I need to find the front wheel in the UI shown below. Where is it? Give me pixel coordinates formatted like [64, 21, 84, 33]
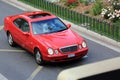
[35, 49, 44, 65]
[7, 33, 16, 47]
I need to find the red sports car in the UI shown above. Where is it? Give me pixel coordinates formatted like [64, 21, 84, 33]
[4, 11, 88, 65]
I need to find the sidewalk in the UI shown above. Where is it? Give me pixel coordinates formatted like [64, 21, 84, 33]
[3, 0, 120, 52]
[57, 57, 120, 80]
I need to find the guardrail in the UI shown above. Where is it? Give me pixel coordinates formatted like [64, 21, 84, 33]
[19, 0, 120, 42]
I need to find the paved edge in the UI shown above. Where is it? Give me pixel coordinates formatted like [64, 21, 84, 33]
[3, 0, 120, 53]
[0, 73, 8, 80]
[57, 57, 120, 80]
[2, 0, 39, 11]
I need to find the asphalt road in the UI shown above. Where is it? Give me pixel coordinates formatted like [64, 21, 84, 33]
[0, 0, 120, 80]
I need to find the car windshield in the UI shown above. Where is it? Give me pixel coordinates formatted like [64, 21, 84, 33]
[32, 18, 67, 34]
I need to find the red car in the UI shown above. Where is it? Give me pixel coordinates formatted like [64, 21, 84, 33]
[4, 11, 88, 65]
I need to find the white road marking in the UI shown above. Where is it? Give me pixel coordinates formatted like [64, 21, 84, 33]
[0, 26, 3, 30]
[0, 73, 8, 80]
[0, 49, 26, 53]
[27, 66, 43, 80]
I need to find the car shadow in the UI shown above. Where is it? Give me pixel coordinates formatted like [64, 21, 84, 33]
[42, 57, 88, 69]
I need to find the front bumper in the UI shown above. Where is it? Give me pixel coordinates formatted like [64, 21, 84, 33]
[43, 48, 88, 62]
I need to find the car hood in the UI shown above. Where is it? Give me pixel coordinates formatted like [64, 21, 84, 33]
[34, 29, 83, 48]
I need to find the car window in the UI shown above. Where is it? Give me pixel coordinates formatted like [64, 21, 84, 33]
[13, 18, 22, 28]
[13, 18, 30, 32]
[32, 18, 67, 34]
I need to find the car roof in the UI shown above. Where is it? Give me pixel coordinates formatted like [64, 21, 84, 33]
[12, 11, 57, 22]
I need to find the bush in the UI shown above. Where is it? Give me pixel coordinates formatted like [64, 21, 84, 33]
[84, 0, 89, 6]
[79, 0, 84, 3]
[111, 13, 120, 22]
[65, 0, 79, 8]
[101, 0, 120, 22]
[84, 10, 90, 14]
[92, 0, 102, 15]
[113, 2, 120, 10]
[104, 12, 111, 19]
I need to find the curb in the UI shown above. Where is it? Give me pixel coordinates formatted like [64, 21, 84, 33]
[57, 57, 120, 80]
[2, 0, 39, 11]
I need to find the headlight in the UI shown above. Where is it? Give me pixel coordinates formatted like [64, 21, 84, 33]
[82, 41, 87, 48]
[48, 48, 54, 55]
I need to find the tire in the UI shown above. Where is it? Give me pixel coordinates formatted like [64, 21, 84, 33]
[35, 49, 44, 65]
[7, 33, 16, 47]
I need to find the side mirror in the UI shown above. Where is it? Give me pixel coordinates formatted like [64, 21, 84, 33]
[23, 32, 30, 36]
[66, 24, 71, 28]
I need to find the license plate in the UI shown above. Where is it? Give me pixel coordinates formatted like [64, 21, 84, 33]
[68, 54, 75, 58]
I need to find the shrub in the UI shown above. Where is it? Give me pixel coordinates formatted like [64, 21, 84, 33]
[113, 2, 120, 10]
[79, 0, 84, 3]
[84, 0, 89, 6]
[101, 8, 120, 22]
[101, 0, 120, 22]
[65, 0, 79, 8]
[92, 0, 102, 15]
[84, 10, 90, 14]
[104, 12, 111, 19]
[110, 12, 120, 22]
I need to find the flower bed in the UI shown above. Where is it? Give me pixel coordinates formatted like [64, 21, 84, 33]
[58, 0, 120, 24]
[101, 0, 120, 23]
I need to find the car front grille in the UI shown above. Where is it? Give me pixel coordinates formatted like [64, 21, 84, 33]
[60, 45, 78, 53]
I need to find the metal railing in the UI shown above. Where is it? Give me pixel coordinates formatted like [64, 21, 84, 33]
[19, 0, 120, 42]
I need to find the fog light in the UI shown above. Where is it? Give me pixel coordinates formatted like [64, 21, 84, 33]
[79, 45, 82, 49]
[55, 50, 59, 54]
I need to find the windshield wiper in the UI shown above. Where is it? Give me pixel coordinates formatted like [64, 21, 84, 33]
[57, 28, 67, 32]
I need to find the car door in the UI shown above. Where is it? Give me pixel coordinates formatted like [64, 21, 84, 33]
[13, 18, 30, 48]
[13, 18, 23, 44]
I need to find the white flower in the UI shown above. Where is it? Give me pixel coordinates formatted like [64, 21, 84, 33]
[101, 8, 108, 15]
[113, 2, 116, 5]
[101, 14, 104, 17]
[117, 3, 120, 5]
[112, 15, 115, 18]
[108, 13, 112, 17]
[102, 8, 108, 13]
[109, 16, 113, 19]
[101, 12, 105, 15]
[107, 7, 111, 11]
[113, 12, 117, 15]
[116, 14, 120, 17]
